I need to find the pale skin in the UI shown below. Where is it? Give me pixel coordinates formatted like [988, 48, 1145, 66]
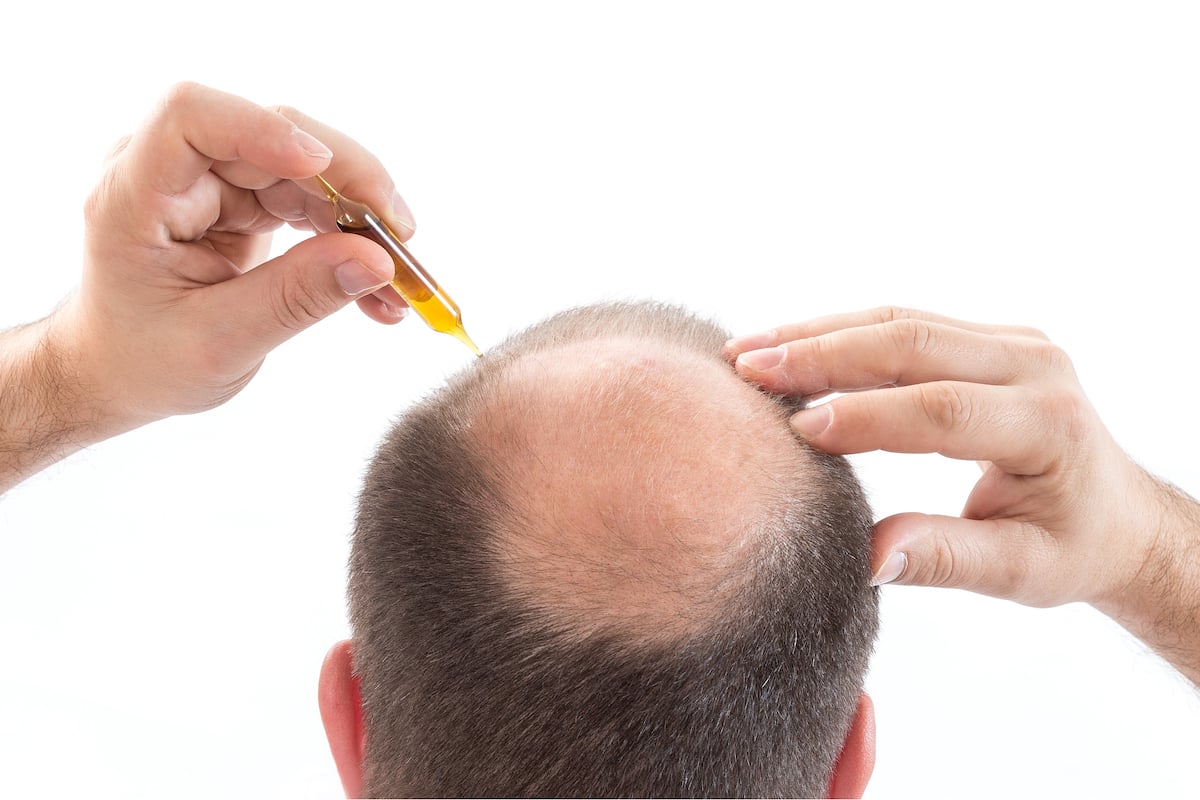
[725, 308, 1200, 686]
[0, 82, 414, 494]
[2, 84, 1196, 797]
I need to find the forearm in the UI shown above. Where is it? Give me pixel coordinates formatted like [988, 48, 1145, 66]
[1095, 473, 1200, 686]
[0, 312, 106, 494]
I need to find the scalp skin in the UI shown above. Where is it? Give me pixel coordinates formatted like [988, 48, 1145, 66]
[470, 335, 821, 638]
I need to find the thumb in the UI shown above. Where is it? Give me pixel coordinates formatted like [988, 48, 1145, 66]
[870, 512, 1051, 604]
[206, 232, 394, 357]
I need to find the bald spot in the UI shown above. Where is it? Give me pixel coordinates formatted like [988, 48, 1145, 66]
[468, 335, 820, 640]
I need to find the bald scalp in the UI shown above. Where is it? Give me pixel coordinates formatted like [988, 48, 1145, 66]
[472, 334, 819, 638]
[349, 301, 879, 798]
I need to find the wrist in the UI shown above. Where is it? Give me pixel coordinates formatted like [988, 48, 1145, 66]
[0, 300, 145, 493]
[0, 312, 89, 491]
[1093, 470, 1200, 682]
[45, 295, 158, 444]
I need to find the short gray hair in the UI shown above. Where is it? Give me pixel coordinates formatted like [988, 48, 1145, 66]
[349, 301, 879, 797]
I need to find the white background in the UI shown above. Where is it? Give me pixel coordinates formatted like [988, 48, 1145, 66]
[1, 2, 1198, 797]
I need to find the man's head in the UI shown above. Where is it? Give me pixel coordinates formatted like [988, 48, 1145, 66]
[320, 301, 879, 797]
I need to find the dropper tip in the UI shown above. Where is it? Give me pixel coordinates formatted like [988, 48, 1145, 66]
[450, 327, 484, 358]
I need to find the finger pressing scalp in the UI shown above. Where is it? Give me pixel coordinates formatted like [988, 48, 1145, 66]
[724, 306, 1054, 368]
[870, 513, 1058, 605]
[722, 328, 780, 359]
[734, 320, 1057, 398]
[788, 381, 1056, 475]
[771, 306, 1051, 343]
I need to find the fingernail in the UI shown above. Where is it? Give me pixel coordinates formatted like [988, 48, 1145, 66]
[790, 404, 831, 439]
[293, 127, 333, 160]
[391, 190, 416, 234]
[335, 260, 388, 296]
[725, 329, 778, 353]
[382, 300, 408, 320]
[871, 552, 907, 586]
[736, 346, 784, 372]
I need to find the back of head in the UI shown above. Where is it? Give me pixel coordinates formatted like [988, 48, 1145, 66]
[350, 301, 879, 797]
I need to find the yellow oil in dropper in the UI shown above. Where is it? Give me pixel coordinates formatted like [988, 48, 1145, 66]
[314, 175, 482, 357]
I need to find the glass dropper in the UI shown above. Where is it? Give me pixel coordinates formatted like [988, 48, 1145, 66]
[314, 175, 482, 357]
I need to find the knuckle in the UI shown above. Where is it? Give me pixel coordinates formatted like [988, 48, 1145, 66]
[916, 382, 974, 433]
[1038, 386, 1093, 443]
[1000, 526, 1043, 603]
[871, 305, 915, 325]
[270, 279, 330, 333]
[145, 83, 207, 138]
[918, 523, 1049, 602]
[191, 340, 239, 384]
[83, 165, 123, 226]
[803, 335, 829, 373]
[923, 530, 960, 588]
[1032, 340, 1076, 377]
[162, 81, 204, 111]
[1014, 325, 1051, 341]
[266, 104, 310, 130]
[888, 318, 935, 359]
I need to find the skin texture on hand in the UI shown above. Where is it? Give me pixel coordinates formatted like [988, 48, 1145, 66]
[0, 83, 415, 494]
[725, 306, 1200, 685]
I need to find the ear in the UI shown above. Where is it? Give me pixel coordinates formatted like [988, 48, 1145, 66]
[318, 640, 366, 799]
[826, 693, 876, 799]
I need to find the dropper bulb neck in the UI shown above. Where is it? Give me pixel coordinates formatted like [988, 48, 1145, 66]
[314, 174, 340, 202]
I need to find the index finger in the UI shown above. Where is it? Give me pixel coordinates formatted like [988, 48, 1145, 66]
[724, 306, 1049, 358]
[121, 82, 333, 202]
[241, 111, 416, 242]
[274, 106, 417, 239]
[732, 318, 1067, 397]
